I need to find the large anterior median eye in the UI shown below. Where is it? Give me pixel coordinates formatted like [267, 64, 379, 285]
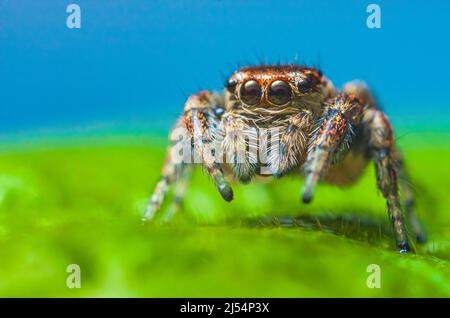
[239, 80, 262, 105]
[268, 80, 292, 105]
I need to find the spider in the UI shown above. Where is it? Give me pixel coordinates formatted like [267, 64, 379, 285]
[143, 64, 426, 253]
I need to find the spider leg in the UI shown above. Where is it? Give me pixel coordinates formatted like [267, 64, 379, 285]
[142, 126, 186, 222]
[185, 91, 233, 201]
[302, 94, 364, 203]
[143, 91, 233, 220]
[190, 107, 233, 201]
[362, 108, 411, 252]
[160, 165, 192, 223]
[396, 152, 427, 243]
[143, 91, 232, 222]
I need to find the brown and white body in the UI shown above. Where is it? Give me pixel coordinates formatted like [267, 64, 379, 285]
[144, 64, 426, 253]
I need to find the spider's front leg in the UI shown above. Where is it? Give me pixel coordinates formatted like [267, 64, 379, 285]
[302, 93, 412, 252]
[143, 91, 233, 222]
[302, 94, 363, 203]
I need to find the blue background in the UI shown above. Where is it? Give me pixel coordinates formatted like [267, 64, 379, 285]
[0, 0, 449, 134]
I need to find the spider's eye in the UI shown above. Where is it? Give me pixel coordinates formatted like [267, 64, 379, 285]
[297, 75, 316, 93]
[268, 80, 292, 105]
[213, 107, 225, 117]
[226, 79, 237, 94]
[239, 80, 262, 105]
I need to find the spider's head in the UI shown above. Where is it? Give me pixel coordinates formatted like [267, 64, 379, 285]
[225, 65, 323, 108]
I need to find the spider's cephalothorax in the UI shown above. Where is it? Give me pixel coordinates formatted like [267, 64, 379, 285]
[144, 64, 426, 253]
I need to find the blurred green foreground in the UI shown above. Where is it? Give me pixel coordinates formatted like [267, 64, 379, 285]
[0, 132, 449, 297]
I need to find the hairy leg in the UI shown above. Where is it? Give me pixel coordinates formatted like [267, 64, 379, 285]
[185, 92, 233, 201]
[160, 165, 192, 223]
[143, 91, 232, 222]
[346, 81, 422, 247]
[362, 108, 411, 252]
[303, 81, 415, 252]
[142, 128, 185, 222]
[302, 94, 364, 203]
[396, 152, 427, 243]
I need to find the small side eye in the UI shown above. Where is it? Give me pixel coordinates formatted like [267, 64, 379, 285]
[213, 107, 225, 117]
[297, 76, 315, 93]
[226, 79, 237, 94]
[268, 80, 292, 105]
[239, 80, 262, 105]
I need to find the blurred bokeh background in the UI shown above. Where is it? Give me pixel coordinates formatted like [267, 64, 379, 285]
[1, 0, 449, 135]
[0, 0, 449, 297]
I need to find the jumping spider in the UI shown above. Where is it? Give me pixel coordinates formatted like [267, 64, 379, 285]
[144, 64, 426, 253]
